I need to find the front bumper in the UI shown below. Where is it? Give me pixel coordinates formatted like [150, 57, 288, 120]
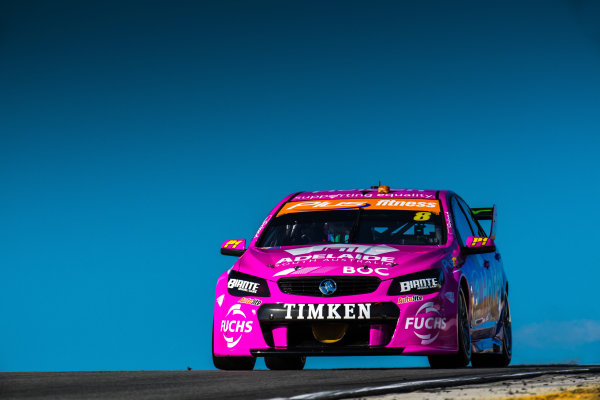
[213, 274, 460, 357]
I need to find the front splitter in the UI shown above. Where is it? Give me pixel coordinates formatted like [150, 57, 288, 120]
[250, 347, 405, 357]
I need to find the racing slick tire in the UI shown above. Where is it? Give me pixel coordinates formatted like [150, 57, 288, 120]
[213, 354, 256, 370]
[428, 289, 471, 368]
[212, 330, 256, 370]
[264, 355, 306, 370]
[471, 296, 512, 368]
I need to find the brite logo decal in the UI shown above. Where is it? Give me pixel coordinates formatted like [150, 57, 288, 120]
[220, 304, 253, 348]
[227, 278, 259, 294]
[399, 277, 440, 292]
[404, 302, 447, 345]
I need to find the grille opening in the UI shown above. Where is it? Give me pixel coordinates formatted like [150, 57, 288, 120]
[277, 276, 381, 297]
[312, 322, 349, 343]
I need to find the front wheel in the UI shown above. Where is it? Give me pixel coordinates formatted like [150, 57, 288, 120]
[428, 289, 471, 368]
[213, 354, 256, 370]
[265, 355, 306, 370]
[212, 330, 256, 370]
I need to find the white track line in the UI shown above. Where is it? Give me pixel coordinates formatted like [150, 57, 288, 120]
[266, 368, 595, 400]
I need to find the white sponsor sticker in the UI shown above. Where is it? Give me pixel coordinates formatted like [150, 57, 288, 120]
[283, 303, 372, 320]
[285, 244, 397, 256]
[220, 304, 253, 348]
[404, 302, 447, 345]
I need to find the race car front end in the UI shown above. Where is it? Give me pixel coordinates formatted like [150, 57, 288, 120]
[213, 246, 462, 362]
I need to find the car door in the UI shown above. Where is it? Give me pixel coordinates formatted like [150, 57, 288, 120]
[457, 197, 504, 328]
[450, 196, 495, 338]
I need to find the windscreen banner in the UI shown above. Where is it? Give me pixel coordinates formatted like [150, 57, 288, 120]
[277, 199, 441, 216]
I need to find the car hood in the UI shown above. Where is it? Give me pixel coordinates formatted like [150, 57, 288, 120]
[234, 244, 452, 280]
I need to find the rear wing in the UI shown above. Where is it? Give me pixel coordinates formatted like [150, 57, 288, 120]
[471, 205, 497, 240]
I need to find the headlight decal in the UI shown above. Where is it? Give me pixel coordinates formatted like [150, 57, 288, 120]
[227, 270, 271, 297]
[387, 269, 444, 295]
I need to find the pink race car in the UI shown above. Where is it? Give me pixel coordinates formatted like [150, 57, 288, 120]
[213, 187, 511, 370]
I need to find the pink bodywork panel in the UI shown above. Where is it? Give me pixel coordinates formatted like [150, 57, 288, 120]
[214, 189, 467, 357]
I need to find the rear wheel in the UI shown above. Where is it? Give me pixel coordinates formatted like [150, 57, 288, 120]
[428, 289, 471, 368]
[471, 296, 512, 368]
[265, 355, 306, 370]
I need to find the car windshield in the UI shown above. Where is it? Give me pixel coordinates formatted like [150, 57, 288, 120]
[257, 209, 446, 247]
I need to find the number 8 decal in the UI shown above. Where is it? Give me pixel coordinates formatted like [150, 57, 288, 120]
[414, 212, 431, 221]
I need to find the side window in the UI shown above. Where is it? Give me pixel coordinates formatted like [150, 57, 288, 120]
[457, 197, 485, 237]
[451, 197, 474, 246]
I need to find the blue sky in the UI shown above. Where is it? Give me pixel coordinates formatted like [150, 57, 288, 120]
[1, 1, 599, 371]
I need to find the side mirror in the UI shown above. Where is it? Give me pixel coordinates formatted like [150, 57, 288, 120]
[463, 236, 496, 254]
[220, 239, 246, 257]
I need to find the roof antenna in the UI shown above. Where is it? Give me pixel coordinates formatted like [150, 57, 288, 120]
[370, 180, 382, 190]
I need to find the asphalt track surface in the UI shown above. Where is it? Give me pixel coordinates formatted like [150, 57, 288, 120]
[1, 365, 599, 400]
